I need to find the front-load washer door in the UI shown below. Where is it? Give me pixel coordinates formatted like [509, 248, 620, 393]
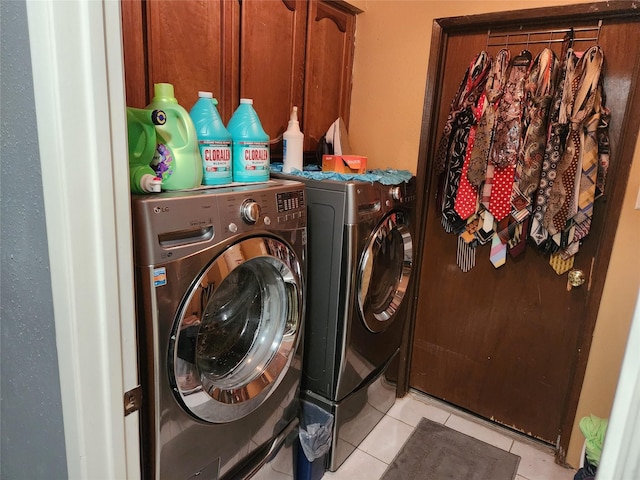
[358, 211, 413, 333]
[168, 235, 303, 423]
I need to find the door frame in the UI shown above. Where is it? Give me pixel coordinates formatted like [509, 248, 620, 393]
[25, 1, 139, 478]
[398, 1, 640, 462]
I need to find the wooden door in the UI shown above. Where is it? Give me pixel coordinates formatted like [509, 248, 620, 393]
[407, 4, 640, 459]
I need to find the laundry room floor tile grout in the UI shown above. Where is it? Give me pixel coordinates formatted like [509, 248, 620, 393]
[322, 390, 577, 480]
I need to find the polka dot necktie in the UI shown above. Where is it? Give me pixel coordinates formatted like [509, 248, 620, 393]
[488, 51, 532, 222]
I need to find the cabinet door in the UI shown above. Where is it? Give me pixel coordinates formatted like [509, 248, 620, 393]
[121, 0, 357, 154]
[121, 0, 146, 108]
[304, 1, 356, 152]
[239, 0, 308, 151]
[145, 0, 237, 116]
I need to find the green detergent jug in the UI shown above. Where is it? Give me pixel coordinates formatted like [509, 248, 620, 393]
[146, 83, 203, 190]
[126, 107, 164, 194]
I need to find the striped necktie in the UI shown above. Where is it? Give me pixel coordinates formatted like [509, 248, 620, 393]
[574, 85, 603, 226]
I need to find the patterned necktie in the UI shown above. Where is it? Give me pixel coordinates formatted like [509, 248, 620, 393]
[437, 52, 492, 233]
[544, 46, 604, 236]
[467, 49, 510, 188]
[517, 48, 558, 198]
[490, 234, 507, 268]
[558, 69, 608, 260]
[435, 51, 491, 175]
[441, 108, 479, 233]
[574, 86, 602, 225]
[454, 94, 486, 219]
[488, 50, 532, 222]
[529, 45, 574, 246]
[595, 107, 611, 198]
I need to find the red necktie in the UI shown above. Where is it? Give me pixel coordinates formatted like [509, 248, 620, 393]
[454, 95, 486, 219]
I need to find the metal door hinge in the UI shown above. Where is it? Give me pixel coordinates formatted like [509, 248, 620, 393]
[124, 386, 142, 416]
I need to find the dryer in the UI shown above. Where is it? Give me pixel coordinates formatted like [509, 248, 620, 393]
[131, 179, 306, 479]
[274, 174, 416, 471]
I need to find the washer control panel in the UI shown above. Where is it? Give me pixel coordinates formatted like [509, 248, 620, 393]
[276, 189, 305, 224]
[240, 199, 261, 224]
[131, 180, 306, 266]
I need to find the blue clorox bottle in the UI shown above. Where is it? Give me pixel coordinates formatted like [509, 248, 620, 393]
[226, 98, 270, 182]
[190, 91, 232, 186]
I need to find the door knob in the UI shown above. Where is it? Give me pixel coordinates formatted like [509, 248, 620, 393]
[568, 269, 586, 287]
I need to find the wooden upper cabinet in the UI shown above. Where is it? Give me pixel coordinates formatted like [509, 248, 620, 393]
[121, 0, 146, 109]
[120, 0, 358, 155]
[240, 0, 308, 150]
[146, 1, 234, 116]
[304, 1, 357, 152]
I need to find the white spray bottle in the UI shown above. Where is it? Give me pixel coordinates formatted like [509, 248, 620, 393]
[283, 106, 304, 173]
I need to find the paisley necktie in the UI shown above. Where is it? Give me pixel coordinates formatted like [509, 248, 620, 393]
[488, 50, 532, 222]
[467, 49, 510, 189]
[517, 48, 559, 198]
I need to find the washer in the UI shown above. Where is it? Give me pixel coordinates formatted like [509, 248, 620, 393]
[131, 179, 306, 480]
[274, 173, 416, 471]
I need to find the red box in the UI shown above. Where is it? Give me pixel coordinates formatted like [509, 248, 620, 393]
[321, 154, 367, 174]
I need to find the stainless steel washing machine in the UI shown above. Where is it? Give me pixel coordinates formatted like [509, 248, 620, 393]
[273, 173, 416, 471]
[131, 179, 306, 480]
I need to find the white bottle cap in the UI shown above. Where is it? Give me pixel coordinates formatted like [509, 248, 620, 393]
[240, 98, 253, 105]
[198, 91, 213, 98]
[140, 174, 162, 193]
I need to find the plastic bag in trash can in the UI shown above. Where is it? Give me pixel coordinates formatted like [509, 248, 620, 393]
[299, 401, 334, 462]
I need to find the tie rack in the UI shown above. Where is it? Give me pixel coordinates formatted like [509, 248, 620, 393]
[486, 20, 602, 49]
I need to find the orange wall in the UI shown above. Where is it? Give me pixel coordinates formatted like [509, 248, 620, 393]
[348, 0, 640, 468]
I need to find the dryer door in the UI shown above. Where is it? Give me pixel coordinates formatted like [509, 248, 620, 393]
[358, 210, 413, 333]
[169, 235, 303, 423]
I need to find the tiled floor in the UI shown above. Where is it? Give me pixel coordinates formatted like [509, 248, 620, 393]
[323, 390, 577, 480]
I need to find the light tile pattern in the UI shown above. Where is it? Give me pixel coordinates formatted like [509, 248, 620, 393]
[324, 391, 576, 480]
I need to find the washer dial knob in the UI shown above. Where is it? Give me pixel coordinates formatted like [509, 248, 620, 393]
[241, 199, 261, 224]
